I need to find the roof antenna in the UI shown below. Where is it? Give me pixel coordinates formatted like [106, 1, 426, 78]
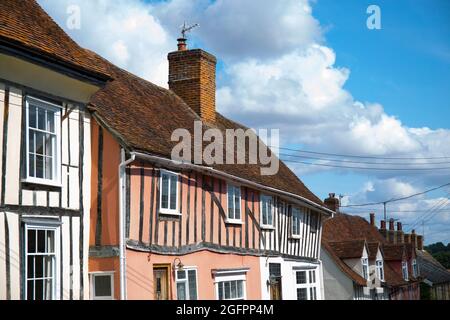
[177, 22, 199, 51]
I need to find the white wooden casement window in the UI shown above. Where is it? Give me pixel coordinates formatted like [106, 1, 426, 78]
[214, 269, 248, 300]
[24, 221, 61, 300]
[295, 269, 318, 300]
[90, 272, 114, 300]
[159, 170, 180, 215]
[260, 194, 274, 228]
[24, 97, 61, 186]
[412, 259, 418, 278]
[376, 259, 384, 281]
[361, 258, 369, 280]
[176, 268, 198, 300]
[291, 207, 302, 238]
[226, 184, 242, 223]
[402, 261, 409, 280]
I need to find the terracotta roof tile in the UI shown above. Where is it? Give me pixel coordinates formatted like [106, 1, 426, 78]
[328, 240, 366, 259]
[0, 0, 110, 80]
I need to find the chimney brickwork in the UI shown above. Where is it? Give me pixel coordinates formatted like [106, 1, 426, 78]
[168, 48, 217, 123]
[324, 193, 339, 213]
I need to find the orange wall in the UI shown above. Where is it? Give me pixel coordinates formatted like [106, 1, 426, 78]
[126, 249, 261, 300]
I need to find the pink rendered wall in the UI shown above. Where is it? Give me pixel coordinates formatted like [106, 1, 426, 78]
[125, 249, 262, 300]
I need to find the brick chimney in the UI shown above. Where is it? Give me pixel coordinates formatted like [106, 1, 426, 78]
[396, 222, 404, 244]
[417, 235, 424, 251]
[388, 218, 396, 243]
[404, 233, 411, 244]
[411, 229, 418, 248]
[324, 193, 339, 213]
[168, 38, 217, 123]
[369, 213, 375, 226]
[379, 220, 387, 239]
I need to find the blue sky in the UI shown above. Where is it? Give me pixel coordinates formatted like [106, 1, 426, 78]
[39, 0, 450, 244]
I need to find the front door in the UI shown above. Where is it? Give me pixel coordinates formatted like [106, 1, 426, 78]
[269, 263, 282, 300]
[154, 267, 169, 300]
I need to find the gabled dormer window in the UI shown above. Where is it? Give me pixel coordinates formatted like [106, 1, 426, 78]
[361, 258, 369, 280]
[24, 97, 61, 186]
[402, 261, 409, 281]
[376, 259, 384, 281]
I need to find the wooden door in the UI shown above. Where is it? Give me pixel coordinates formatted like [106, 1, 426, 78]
[270, 278, 282, 300]
[154, 267, 169, 300]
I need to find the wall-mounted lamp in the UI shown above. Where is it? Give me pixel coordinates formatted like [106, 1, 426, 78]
[173, 257, 184, 271]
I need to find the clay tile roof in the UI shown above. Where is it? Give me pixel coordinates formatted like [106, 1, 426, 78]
[322, 242, 367, 286]
[0, 0, 110, 81]
[417, 250, 450, 284]
[367, 242, 381, 260]
[87, 53, 324, 207]
[328, 240, 366, 259]
[383, 244, 406, 261]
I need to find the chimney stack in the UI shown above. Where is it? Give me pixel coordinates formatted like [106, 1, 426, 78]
[389, 218, 395, 231]
[417, 235, 424, 251]
[397, 222, 402, 231]
[379, 220, 387, 239]
[411, 229, 418, 248]
[168, 39, 217, 123]
[369, 213, 375, 226]
[324, 193, 339, 213]
[404, 233, 411, 244]
[396, 222, 404, 244]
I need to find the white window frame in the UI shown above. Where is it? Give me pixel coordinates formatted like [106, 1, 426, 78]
[402, 261, 409, 281]
[294, 268, 318, 300]
[376, 259, 384, 281]
[361, 258, 369, 280]
[24, 221, 61, 300]
[291, 207, 303, 239]
[23, 96, 62, 187]
[412, 259, 418, 278]
[214, 269, 248, 300]
[90, 272, 115, 300]
[260, 194, 275, 229]
[226, 183, 242, 224]
[159, 169, 180, 216]
[175, 267, 199, 300]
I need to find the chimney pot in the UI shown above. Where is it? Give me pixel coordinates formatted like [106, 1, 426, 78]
[389, 218, 395, 231]
[369, 213, 375, 226]
[177, 38, 187, 51]
[397, 222, 402, 231]
[380, 220, 386, 230]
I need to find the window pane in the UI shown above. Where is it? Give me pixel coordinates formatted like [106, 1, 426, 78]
[28, 229, 36, 253]
[35, 256, 44, 278]
[177, 283, 186, 300]
[177, 270, 186, 280]
[36, 132, 44, 155]
[228, 189, 234, 219]
[35, 279, 43, 300]
[188, 270, 197, 300]
[161, 174, 169, 209]
[47, 110, 55, 133]
[297, 288, 307, 300]
[45, 134, 53, 157]
[38, 108, 46, 130]
[29, 131, 35, 153]
[29, 153, 35, 177]
[218, 282, 224, 300]
[27, 256, 34, 278]
[27, 280, 34, 300]
[224, 281, 231, 299]
[262, 199, 267, 225]
[237, 281, 243, 298]
[230, 280, 237, 299]
[36, 155, 44, 178]
[37, 230, 46, 253]
[44, 278, 53, 300]
[44, 256, 53, 279]
[94, 275, 112, 297]
[296, 271, 306, 284]
[268, 199, 273, 225]
[234, 188, 241, 220]
[170, 175, 177, 210]
[29, 105, 37, 128]
[45, 156, 53, 180]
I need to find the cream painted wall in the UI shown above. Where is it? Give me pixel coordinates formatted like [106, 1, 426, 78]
[321, 248, 355, 300]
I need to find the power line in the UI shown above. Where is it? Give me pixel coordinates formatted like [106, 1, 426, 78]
[272, 146, 450, 160]
[280, 158, 450, 171]
[340, 182, 450, 208]
[278, 153, 450, 166]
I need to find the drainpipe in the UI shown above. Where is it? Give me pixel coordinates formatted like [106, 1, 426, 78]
[119, 149, 135, 300]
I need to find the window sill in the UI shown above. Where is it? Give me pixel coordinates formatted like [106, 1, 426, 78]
[159, 210, 182, 217]
[21, 178, 62, 188]
[225, 220, 243, 225]
[261, 225, 276, 230]
[290, 235, 302, 240]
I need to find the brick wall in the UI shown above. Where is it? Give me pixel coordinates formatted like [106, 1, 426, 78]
[168, 49, 217, 123]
